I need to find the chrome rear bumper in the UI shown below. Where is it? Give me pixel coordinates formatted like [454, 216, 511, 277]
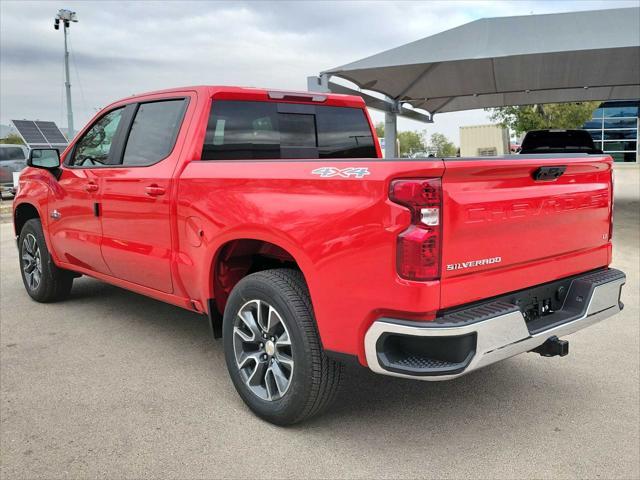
[364, 268, 626, 381]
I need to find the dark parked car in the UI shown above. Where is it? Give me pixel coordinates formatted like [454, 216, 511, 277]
[520, 129, 603, 155]
[0, 144, 28, 198]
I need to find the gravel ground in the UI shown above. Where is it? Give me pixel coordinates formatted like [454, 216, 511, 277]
[0, 200, 12, 225]
[1, 170, 638, 479]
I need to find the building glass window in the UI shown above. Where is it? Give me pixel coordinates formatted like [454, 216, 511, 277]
[583, 119, 602, 129]
[603, 105, 639, 118]
[603, 118, 637, 129]
[603, 129, 637, 140]
[610, 152, 637, 162]
[583, 100, 639, 163]
[586, 130, 602, 141]
[603, 141, 636, 152]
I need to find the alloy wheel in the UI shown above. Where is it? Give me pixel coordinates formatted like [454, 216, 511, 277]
[232, 299, 294, 401]
[21, 233, 42, 290]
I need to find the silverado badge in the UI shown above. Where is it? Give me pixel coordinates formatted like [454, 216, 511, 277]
[446, 256, 502, 271]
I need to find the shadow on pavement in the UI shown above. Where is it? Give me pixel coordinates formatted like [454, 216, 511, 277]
[64, 274, 558, 432]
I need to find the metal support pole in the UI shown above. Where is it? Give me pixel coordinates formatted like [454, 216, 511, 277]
[384, 110, 398, 159]
[63, 24, 74, 138]
[307, 74, 331, 93]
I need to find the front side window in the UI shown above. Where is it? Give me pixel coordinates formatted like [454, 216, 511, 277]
[122, 99, 187, 166]
[202, 100, 376, 160]
[71, 108, 124, 167]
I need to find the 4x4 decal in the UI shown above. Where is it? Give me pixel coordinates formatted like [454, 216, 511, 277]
[311, 167, 370, 179]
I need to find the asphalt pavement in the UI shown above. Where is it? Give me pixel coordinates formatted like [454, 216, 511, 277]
[1, 171, 638, 479]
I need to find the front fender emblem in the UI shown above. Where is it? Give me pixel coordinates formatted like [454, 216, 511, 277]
[50, 210, 61, 220]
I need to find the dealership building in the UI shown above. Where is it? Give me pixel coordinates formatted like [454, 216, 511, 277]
[584, 100, 639, 163]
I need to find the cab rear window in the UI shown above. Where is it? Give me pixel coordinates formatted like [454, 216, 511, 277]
[202, 100, 376, 160]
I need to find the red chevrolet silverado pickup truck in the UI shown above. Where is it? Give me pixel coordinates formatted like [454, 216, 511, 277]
[13, 86, 626, 424]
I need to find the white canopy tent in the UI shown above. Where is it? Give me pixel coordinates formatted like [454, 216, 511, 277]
[309, 7, 640, 157]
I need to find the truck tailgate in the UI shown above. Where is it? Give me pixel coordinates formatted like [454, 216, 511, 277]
[440, 155, 612, 309]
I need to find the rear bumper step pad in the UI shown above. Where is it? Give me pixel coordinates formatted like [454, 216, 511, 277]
[365, 268, 626, 380]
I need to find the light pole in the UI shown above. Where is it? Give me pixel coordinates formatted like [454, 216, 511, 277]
[54, 9, 78, 138]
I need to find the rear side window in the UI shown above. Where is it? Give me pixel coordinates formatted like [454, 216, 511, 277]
[0, 147, 26, 161]
[202, 100, 376, 160]
[122, 99, 187, 166]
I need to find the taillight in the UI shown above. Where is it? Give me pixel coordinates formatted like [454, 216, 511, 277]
[609, 168, 614, 241]
[390, 178, 442, 281]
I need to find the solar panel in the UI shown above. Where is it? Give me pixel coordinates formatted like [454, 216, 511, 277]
[11, 120, 68, 148]
[12, 120, 47, 145]
[35, 121, 68, 145]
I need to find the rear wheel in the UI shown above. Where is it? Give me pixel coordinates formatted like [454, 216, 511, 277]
[223, 269, 343, 425]
[18, 219, 74, 302]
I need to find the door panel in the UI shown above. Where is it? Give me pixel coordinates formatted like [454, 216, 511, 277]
[98, 98, 188, 293]
[48, 168, 109, 273]
[47, 107, 128, 273]
[98, 167, 174, 292]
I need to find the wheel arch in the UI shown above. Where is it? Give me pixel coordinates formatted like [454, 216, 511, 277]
[13, 202, 41, 237]
[208, 236, 315, 317]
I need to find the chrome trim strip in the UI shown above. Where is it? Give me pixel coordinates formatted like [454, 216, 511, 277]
[364, 275, 625, 381]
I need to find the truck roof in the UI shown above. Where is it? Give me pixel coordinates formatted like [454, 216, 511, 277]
[117, 85, 366, 109]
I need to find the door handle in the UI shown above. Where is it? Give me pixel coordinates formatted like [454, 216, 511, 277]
[145, 184, 165, 197]
[84, 182, 99, 192]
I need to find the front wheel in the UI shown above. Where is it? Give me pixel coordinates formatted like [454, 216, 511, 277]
[223, 269, 343, 425]
[18, 219, 74, 302]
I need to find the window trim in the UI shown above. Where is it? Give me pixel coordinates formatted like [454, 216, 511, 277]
[119, 97, 189, 168]
[65, 104, 134, 169]
[64, 96, 189, 170]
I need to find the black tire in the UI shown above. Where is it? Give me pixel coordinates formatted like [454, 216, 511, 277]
[223, 268, 343, 425]
[18, 218, 74, 302]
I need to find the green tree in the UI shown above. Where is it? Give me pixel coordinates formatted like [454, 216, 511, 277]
[0, 133, 25, 145]
[429, 132, 457, 157]
[375, 121, 384, 138]
[398, 130, 426, 157]
[374, 122, 427, 157]
[488, 102, 599, 136]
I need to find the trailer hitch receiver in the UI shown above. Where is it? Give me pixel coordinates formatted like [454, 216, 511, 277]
[531, 336, 569, 357]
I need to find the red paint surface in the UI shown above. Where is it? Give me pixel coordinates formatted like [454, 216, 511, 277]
[14, 86, 614, 366]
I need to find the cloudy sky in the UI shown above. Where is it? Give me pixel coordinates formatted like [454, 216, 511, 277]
[1, 0, 636, 143]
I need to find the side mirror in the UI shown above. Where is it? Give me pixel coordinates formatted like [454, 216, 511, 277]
[28, 148, 61, 169]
